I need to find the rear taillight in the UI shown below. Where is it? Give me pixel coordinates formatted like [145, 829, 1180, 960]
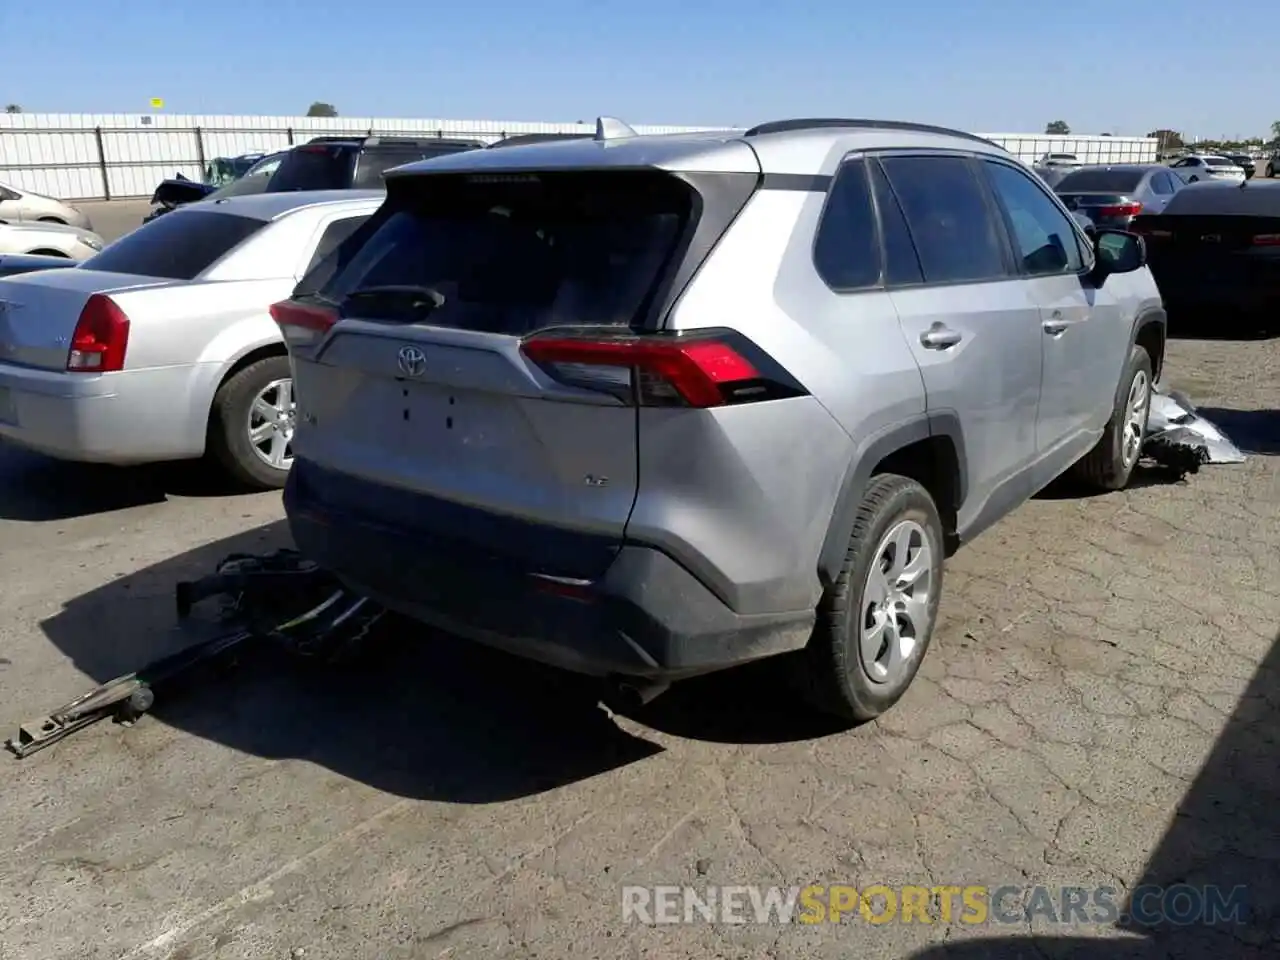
[270, 300, 338, 349]
[1252, 233, 1280, 246]
[1097, 203, 1143, 217]
[519, 328, 807, 408]
[67, 294, 129, 373]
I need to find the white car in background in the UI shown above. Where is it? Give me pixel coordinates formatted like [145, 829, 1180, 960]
[0, 220, 105, 261]
[1168, 154, 1246, 184]
[0, 190, 381, 489]
[0, 180, 94, 230]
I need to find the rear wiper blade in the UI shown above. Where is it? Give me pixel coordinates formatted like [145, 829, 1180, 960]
[342, 285, 446, 315]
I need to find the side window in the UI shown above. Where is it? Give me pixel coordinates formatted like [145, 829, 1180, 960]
[812, 159, 880, 290]
[1151, 172, 1174, 195]
[354, 149, 434, 189]
[982, 161, 1083, 276]
[870, 161, 923, 285]
[302, 216, 371, 276]
[879, 156, 1007, 284]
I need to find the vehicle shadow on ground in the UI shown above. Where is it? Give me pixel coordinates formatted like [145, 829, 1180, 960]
[1165, 311, 1278, 342]
[905, 632, 1280, 959]
[620, 658, 854, 744]
[1193, 407, 1279, 456]
[1034, 462, 1196, 501]
[0, 445, 247, 521]
[37, 520, 664, 803]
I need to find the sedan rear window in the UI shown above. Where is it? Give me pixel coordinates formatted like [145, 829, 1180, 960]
[1054, 168, 1145, 192]
[79, 210, 266, 280]
[266, 145, 356, 192]
[1204, 157, 1235, 167]
[1163, 181, 1280, 216]
[312, 171, 691, 335]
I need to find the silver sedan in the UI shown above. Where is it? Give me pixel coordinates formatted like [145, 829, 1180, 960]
[0, 220, 105, 260]
[0, 190, 381, 489]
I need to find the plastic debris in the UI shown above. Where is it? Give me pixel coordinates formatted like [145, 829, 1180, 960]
[1142, 384, 1247, 477]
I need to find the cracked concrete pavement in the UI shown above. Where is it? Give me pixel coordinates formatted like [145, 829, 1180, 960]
[0, 331, 1276, 960]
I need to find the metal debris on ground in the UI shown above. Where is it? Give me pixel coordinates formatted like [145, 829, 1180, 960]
[1141, 384, 1246, 479]
[5, 550, 382, 759]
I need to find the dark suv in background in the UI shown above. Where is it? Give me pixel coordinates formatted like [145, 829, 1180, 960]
[146, 135, 485, 220]
[268, 135, 485, 191]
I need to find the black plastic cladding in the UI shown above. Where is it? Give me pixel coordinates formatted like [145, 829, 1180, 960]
[744, 118, 1002, 150]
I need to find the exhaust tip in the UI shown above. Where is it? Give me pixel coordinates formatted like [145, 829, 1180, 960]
[601, 678, 670, 713]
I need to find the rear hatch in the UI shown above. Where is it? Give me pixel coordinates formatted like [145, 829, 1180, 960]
[276, 167, 757, 580]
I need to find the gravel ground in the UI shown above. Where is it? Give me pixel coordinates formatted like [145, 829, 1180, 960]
[0, 322, 1276, 960]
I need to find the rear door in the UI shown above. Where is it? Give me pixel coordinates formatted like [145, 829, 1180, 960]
[876, 154, 1043, 535]
[283, 170, 695, 579]
[981, 157, 1125, 482]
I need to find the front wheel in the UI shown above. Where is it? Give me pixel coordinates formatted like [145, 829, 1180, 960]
[1071, 344, 1153, 492]
[801, 474, 945, 722]
[207, 355, 296, 490]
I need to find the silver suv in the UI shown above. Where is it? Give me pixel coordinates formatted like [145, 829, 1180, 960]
[273, 117, 1166, 721]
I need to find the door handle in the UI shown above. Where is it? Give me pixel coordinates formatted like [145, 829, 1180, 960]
[1042, 311, 1069, 336]
[920, 325, 963, 350]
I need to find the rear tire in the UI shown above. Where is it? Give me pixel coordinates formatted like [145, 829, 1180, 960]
[207, 355, 295, 491]
[801, 474, 945, 722]
[1071, 344, 1153, 492]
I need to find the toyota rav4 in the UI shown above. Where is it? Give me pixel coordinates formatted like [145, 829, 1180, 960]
[271, 117, 1166, 721]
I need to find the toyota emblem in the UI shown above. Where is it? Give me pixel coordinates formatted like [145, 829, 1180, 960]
[397, 345, 427, 377]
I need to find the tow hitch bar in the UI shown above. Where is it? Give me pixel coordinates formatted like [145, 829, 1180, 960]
[5, 550, 383, 759]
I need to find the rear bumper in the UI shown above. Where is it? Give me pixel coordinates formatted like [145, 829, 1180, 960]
[284, 460, 814, 681]
[0, 362, 206, 464]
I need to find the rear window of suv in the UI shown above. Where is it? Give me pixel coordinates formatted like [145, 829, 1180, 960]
[79, 210, 266, 280]
[1054, 168, 1145, 192]
[311, 171, 691, 335]
[266, 144, 357, 192]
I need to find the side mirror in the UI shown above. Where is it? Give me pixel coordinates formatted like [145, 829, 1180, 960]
[1091, 229, 1146, 282]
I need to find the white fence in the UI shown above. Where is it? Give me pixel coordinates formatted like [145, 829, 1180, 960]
[0, 113, 1158, 201]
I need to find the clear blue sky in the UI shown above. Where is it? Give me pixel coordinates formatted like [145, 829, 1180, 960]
[3, 0, 1272, 140]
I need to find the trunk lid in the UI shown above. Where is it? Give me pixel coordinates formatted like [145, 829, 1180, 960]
[282, 166, 752, 580]
[0, 270, 173, 370]
[1054, 193, 1146, 221]
[1132, 213, 1280, 287]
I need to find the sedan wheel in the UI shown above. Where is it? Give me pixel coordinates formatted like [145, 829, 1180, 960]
[208, 355, 297, 490]
[247, 377, 295, 472]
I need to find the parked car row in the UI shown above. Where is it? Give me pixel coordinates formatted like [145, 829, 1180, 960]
[14, 114, 1271, 724]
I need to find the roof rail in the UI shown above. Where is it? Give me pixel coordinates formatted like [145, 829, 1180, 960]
[743, 118, 1000, 148]
[487, 132, 592, 149]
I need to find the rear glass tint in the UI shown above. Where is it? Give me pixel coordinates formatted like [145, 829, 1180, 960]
[1204, 157, 1234, 167]
[1054, 168, 1145, 192]
[79, 210, 265, 280]
[1164, 181, 1280, 215]
[315, 171, 692, 334]
[267, 145, 356, 191]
